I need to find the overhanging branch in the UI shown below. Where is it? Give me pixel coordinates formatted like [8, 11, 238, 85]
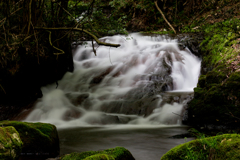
[154, 1, 176, 34]
[34, 27, 121, 48]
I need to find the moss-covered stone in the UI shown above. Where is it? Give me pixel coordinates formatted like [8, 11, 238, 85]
[161, 134, 240, 160]
[0, 121, 59, 157]
[0, 126, 23, 160]
[83, 154, 114, 160]
[187, 19, 240, 127]
[61, 147, 135, 160]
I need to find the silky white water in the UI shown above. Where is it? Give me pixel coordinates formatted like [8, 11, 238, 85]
[24, 33, 201, 128]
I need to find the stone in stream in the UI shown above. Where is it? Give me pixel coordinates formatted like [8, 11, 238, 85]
[161, 134, 240, 160]
[0, 121, 59, 158]
[0, 126, 23, 160]
[61, 146, 135, 160]
[65, 92, 89, 106]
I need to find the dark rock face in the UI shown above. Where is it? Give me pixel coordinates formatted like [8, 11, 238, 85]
[0, 121, 59, 158]
[174, 33, 204, 58]
[0, 41, 74, 120]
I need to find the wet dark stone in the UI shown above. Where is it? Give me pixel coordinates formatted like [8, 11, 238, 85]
[89, 67, 114, 87]
[65, 92, 89, 106]
[0, 40, 74, 120]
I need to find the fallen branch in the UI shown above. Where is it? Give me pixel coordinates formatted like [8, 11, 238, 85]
[35, 27, 121, 47]
[154, 1, 176, 34]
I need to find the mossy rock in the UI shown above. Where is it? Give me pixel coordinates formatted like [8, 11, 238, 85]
[187, 20, 240, 127]
[0, 126, 23, 160]
[61, 147, 135, 160]
[0, 121, 59, 157]
[83, 154, 114, 160]
[188, 61, 240, 126]
[161, 134, 240, 160]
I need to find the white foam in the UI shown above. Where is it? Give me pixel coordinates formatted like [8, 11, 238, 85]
[24, 33, 201, 128]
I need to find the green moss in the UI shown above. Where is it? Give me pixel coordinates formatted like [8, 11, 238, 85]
[197, 75, 206, 88]
[61, 147, 135, 160]
[0, 121, 59, 157]
[187, 18, 240, 126]
[0, 126, 23, 160]
[161, 134, 240, 160]
[83, 154, 114, 160]
[206, 68, 228, 85]
[188, 65, 240, 125]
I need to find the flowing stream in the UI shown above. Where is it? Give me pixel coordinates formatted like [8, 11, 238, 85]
[24, 33, 201, 159]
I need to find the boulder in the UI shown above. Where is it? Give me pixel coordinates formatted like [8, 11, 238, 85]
[161, 134, 240, 160]
[187, 58, 240, 127]
[0, 121, 59, 157]
[0, 126, 23, 160]
[61, 147, 135, 160]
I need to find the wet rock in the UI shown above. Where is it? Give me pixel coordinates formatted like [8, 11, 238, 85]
[100, 96, 161, 117]
[187, 68, 240, 127]
[0, 121, 59, 158]
[65, 92, 89, 106]
[90, 67, 114, 87]
[161, 134, 240, 160]
[62, 109, 82, 121]
[175, 33, 204, 57]
[61, 146, 135, 160]
[0, 126, 23, 160]
[101, 114, 121, 124]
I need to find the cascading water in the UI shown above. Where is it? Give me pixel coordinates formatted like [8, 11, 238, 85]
[24, 33, 201, 129]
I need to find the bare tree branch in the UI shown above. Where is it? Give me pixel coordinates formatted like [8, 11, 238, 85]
[35, 27, 121, 47]
[154, 1, 176, 34]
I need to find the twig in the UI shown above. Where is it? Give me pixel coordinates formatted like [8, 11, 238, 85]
[57, 2, 75, 21]
[23, 34, 34, 42]
[31, 22, 39, 64]
[225, 113, 240, 120]
[27, 0, 32, 36]
[154, 1, 176, 34]
[2, 25, 9, 49]
[53, 2, 94, 42]
[0, 84, 6, 94]
[175, 0, 177, 20]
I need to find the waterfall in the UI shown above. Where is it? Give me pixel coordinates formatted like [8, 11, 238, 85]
[24, 33, 201, 128]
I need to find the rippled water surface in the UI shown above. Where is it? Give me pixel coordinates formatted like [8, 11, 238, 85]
[58, 126, 194, 160]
